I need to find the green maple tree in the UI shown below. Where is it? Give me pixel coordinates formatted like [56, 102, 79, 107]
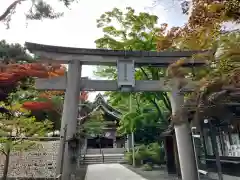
[94, 7, 174, 144]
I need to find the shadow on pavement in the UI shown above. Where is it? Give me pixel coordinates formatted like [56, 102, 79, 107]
[123, 164, 180, 180]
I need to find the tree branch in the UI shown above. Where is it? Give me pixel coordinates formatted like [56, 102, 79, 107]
[135, 95, 141, 113]
[140, 67, 149, 80]
[139, 68, 162, 116]
[146, 94, 164, 119]
[0, 0, 25, 21]
[0, 149, 7, 156]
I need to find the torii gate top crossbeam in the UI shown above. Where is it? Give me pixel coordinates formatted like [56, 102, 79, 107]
[25, 42, 208, 66]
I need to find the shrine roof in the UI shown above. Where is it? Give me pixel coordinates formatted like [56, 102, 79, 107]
[78, 93, 121, 122]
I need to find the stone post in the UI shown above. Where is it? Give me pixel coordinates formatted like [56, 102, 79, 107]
[127, 134, 132, 151]
[113, 137, 117, 148]
[169, 80, 199, 180]
[84, 138, 88, 150]
[56, 60, 82, 180]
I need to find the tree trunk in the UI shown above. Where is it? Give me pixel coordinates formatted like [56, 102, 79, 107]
[2, 147, 11, 180]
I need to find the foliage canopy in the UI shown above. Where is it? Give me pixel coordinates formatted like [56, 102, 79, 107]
[0, 0, 78, 27]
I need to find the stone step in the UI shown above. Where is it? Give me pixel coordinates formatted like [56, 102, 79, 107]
[82, 154, 125, 165]
[86, 148, 125, 155]
[82, 155, 103, 165]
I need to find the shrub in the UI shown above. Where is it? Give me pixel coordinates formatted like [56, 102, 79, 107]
[125, 142, 166, 166]
[147, 142, 165, 165]
[141, 163, 153, 171]
[124, 151, 133, 165]
[135, 144, 148, 166]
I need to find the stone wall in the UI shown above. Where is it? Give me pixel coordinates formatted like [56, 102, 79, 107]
[0, 141, 60, 178]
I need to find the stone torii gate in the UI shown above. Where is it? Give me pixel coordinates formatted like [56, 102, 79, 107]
[25, 42, 206, 180]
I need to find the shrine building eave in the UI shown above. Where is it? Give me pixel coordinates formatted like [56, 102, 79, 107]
[93, 93, 121, 115]
[78, 94, 121, 123]
[79, 105, 121, 121]
[25, 42, 208, 67]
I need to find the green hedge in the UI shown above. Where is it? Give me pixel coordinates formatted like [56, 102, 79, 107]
[124, 142, 165, 169]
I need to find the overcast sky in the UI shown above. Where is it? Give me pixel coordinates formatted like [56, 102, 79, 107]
[0, 0, 187, 101]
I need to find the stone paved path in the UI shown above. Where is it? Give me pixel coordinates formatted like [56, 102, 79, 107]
[84, 164, 147, 180]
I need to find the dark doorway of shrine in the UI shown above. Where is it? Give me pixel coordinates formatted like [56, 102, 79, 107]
[87, 137, 114, 148]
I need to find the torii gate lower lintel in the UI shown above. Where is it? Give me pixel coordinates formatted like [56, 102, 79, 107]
[35, 76, 199, 92]
[25, 42, 205, 180]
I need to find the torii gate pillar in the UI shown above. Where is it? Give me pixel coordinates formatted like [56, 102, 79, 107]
[56, 60, 82, 179]
[169, 79, 199, 180]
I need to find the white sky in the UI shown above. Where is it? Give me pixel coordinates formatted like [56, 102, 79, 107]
[0, 0, 187, 101]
